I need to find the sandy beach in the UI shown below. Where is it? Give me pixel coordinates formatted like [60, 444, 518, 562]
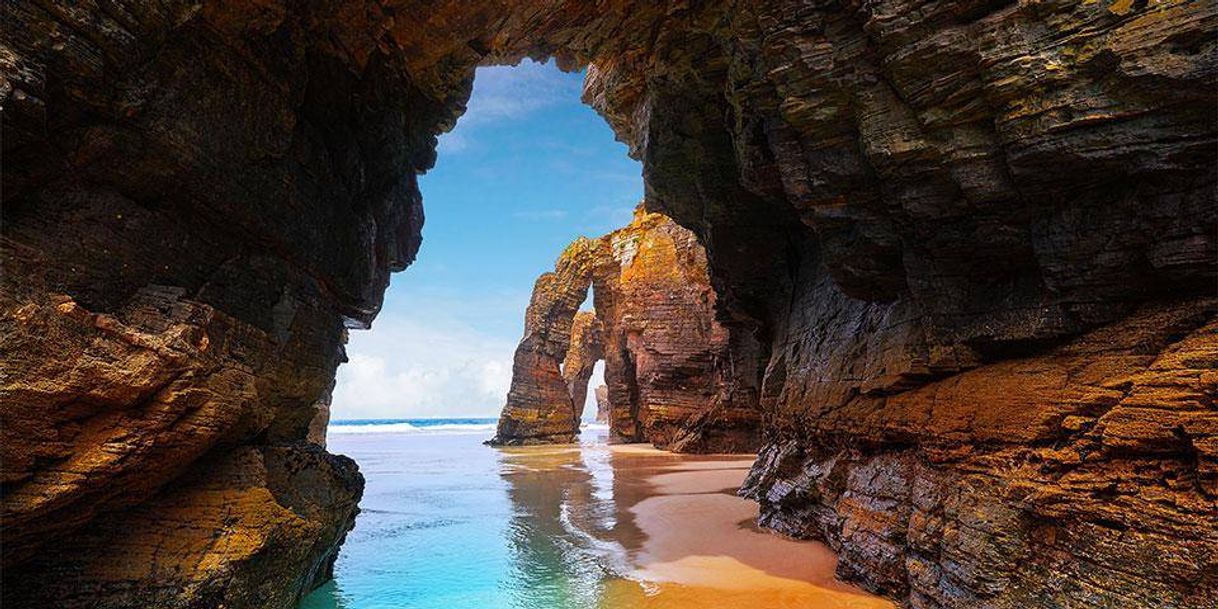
[499, 442, 893, 609]
[304, 429, 893, 609]
[600, 446, 893, 609]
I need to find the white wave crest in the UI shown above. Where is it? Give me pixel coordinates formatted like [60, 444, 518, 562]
[327, 422, 498, 435]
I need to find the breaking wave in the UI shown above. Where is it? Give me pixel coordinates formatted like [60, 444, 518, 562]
[328, 418, 498, 435]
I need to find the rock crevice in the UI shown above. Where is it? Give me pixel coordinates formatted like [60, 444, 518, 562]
[3, 0, 1215, 606]
[491, 208, 761, 452]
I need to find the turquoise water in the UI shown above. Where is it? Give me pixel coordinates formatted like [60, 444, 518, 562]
[297, 419, 887, 609]
[299, 420, 618, 609]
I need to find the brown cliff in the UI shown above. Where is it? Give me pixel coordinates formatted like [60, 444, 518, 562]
[593, 209, 762, 452]
[563, 311, 605, 426]
[492, 209, 761, 452]
[594, 385, 610, 425]
[742, 299, 1218, 606]
[3, 0, 1215, 606]
[491, 239, 598, 445]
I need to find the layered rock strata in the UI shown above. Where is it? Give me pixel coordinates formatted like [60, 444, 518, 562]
[593, 210, 763, 452]
[3, 0, 424, 604]
[492, 209, 761, 452]
[562, 311, 605, 427]
[491, 238, 598, 445]
[741, 299, 1217, 607]
[594, 385, 610, 425]
[3, 0, 1215, 606]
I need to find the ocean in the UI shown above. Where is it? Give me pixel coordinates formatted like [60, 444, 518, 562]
[299, 418, 616, 609]
[298, 419, 888, 609]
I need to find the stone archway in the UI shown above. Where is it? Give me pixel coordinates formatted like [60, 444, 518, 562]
[491, 207, 764, 451]
[3, 1, 1216, 607]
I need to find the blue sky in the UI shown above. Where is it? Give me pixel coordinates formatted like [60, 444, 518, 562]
[331, 60, 642, 419]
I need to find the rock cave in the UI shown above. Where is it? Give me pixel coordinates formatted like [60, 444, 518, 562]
[2, 1, 1215, 607]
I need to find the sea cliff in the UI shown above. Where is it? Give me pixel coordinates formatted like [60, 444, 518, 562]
[3, 0, 1214, 606]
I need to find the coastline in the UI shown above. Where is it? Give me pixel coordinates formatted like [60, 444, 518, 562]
[605, 446, 893, 608]
[495, 439, 893, 608]
[303, 423, 891, 608]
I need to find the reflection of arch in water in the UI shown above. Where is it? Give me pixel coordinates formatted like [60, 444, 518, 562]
[496, 445, 634, 609]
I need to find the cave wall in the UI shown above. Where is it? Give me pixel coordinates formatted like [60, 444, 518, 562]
[2, 0, 1215, 607]
[623, 2, 1218, 606]
[2, 1, 437, 606]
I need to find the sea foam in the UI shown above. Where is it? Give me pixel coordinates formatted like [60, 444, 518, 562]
[327, 419, 498, 435]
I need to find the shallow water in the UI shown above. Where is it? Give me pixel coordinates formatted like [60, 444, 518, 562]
[299, 423, 889, 609]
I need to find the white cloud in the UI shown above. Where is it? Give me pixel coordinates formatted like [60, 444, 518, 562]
[460, 60, 582, 126]
[436, 132, 468, 154]
[436, 60, 583, 156]
[332, 313, 518, 420]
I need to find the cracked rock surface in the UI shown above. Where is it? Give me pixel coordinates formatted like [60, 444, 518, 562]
[3, 0, 1215, 606]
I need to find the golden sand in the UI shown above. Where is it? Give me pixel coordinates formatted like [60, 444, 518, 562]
[608, 445, 893, 609]
[498, 442, 893, 609]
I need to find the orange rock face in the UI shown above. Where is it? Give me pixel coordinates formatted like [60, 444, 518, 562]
[594, 210, 762, 452]
[493, 209, 761, 452]
[742, 299, 1218, 606]
[491, 239, 598, 445]
[3, 0, 1215, 606]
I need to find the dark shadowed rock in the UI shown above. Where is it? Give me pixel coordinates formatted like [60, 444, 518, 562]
[2, 0, 1214, 606]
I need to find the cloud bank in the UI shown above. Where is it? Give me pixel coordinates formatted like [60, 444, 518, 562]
[333, 313, 517, 419]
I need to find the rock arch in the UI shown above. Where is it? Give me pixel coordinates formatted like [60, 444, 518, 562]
[3, 0, 1216, 607]
[492, 207, 764, 452]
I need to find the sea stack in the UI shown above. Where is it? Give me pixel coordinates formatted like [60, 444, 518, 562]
[3, 0, 1214, 606]
[492, 208, 762, 452]
[594, 385, 610, 424]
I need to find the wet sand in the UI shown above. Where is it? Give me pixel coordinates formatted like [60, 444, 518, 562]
[501, 442, 894, 609]
[610, 446, 892, 609]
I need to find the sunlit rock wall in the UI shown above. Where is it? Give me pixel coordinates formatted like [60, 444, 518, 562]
[493, 209, 761, 452]
[491, 239, 598, 445]
[3, 0, 1214, 606]
[592, 209, 762, 452]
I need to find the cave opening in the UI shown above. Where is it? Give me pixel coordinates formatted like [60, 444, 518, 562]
[328, 59, 642, 429]
[7, 1, 1211, 607]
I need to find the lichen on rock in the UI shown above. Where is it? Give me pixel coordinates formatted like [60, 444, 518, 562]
[492, 208, 761, 452]
[3, 0, 1215, 606]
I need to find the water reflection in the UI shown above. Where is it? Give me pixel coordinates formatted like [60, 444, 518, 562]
[498, 444, 609, 608]
[300, 431, 891, 609]
[495, 439, 894, 609]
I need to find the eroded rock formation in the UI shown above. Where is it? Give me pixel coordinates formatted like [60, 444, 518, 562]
[594, 385, 610, 425]
[741, 299, 1217, 606]
[491, 238, 598, 445]
[493, 209, 761, 452]
[593, 210, 762, 452]
[562, 311, 604, 425]
[4, 0, 1215, 606]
